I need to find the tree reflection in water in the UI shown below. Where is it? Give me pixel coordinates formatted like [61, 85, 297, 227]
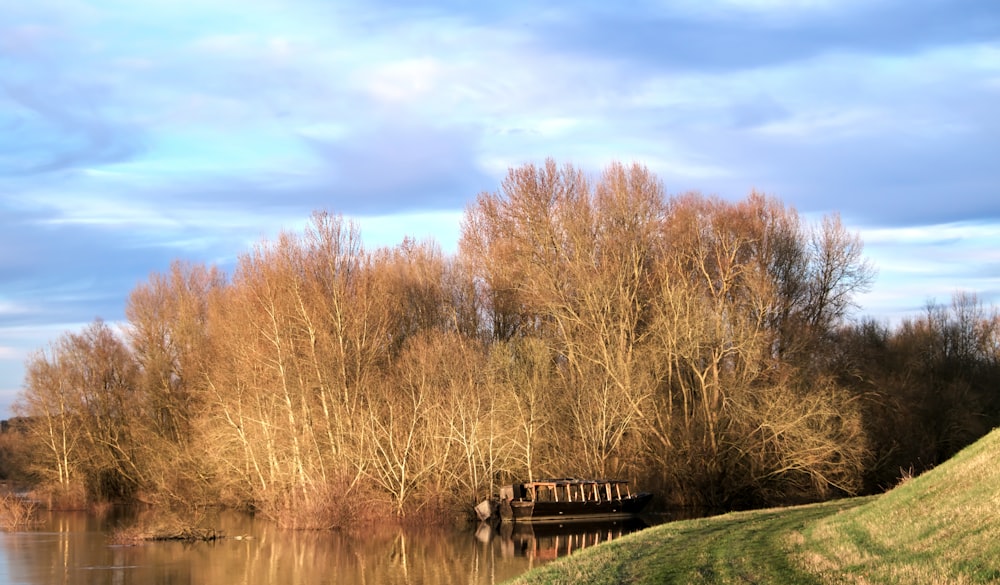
[0, 510, 656, 585]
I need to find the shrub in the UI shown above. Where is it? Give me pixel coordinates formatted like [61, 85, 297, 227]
[0, 493, 38, 530]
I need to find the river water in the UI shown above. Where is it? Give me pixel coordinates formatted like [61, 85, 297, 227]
[0, 510, 649, 584]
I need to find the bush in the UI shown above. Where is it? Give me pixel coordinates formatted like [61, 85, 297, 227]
[0, 493, 38, 530]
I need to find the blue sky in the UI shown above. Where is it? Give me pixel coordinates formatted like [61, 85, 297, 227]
[2, 0, 999, 418]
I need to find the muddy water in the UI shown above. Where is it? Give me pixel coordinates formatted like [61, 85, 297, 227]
[0, 510, 647, 584]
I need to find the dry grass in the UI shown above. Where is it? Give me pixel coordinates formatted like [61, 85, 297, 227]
[28, 483, 88, 511]
[0, 492, 39, 530]
[108, 523, 223, 545]
[108, 511, 223, 545]
[262, 480, 386, 530]
[259, 480, 464, 531]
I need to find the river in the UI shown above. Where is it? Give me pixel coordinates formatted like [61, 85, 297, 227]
[0, 510, 649, 584]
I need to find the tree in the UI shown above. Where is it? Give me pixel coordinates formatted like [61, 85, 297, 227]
[623, 191, 873, 507]
[644, 193, 776, 505]
[15, 349, 82, 496]
[770, 211, 875, 365]
[461, 160, 661, 477]
[11, 160, 898, 518]
[488, 336, 555, 483]
[124, 260, 224, 506]
[126, 261, 223, 442]
[364, 331, 458, 517]
[68, 320, 143, 501]
[835, 293, 1000, 490]
[17, 320, 141, 502]
[204, 230, 326, 519]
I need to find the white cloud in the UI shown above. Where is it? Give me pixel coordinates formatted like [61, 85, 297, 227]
[860, 222, 1000, 246]
[364, 57, 446, 103]
[0, 301, 33, 319]
[856, 221, 1000, 321]
[753, 108, 883, 139]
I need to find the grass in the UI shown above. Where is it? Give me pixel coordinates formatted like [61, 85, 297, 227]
[507, 427, 1000, 584]
[504, 498, 869, 585]
[795, 428, 1000, 584]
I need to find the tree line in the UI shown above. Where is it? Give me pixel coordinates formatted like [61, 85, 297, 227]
[6, 160, 1000, 527]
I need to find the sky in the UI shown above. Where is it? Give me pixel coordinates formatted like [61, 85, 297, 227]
[2, 0, 999, 418]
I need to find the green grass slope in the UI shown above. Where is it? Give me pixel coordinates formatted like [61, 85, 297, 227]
[507, 427, 1000, 585]
[796, 426, 1000, 583]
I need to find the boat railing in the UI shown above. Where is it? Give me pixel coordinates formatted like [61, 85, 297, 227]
[520, 479, 634, 503]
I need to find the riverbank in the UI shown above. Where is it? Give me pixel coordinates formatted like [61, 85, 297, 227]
[508, 426, 1000, 584]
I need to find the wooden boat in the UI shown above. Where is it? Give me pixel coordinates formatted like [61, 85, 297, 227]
[480, 478, 652, 523]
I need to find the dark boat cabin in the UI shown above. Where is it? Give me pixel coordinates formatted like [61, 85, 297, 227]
[506, 479, 633, 503]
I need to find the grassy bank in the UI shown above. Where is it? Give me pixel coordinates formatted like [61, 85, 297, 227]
[509, 427, 1000, 584]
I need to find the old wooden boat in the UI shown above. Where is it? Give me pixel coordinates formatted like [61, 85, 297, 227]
[478, 478, 652, 523]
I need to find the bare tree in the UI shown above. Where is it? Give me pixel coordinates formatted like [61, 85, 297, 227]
[461, 160, 663, 477]
[11, 161, 891, 517]
[803, 214, 876, 336]
[363, 332, 455, 517]
[488, 336, 555, 483]
[15, 349, 82, 495]
[123, 261, 225, 506]
[16, 321, 142, 502]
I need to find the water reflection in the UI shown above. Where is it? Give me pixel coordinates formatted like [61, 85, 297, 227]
[481, 518, 648, 568]
[0, 510, 651, 585]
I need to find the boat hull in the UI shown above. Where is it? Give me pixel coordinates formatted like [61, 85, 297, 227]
[509, 500, 534, 520]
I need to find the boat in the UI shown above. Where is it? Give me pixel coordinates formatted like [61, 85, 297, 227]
[477, 478, 652, 523]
